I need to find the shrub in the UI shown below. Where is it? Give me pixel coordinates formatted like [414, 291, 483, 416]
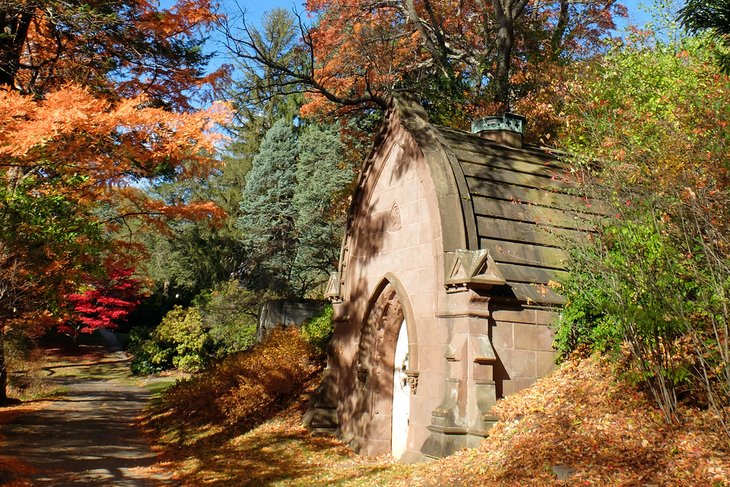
[556, 201, 730, 429]
[159, 327, 322, 430]
[300, 303, 333, 353]
[193, 280, 262, 357]
[129, 327, 166, 375]
[130, 305, 210, 373]
[130, 282, 270, 374]
[555, 36, 730, 435]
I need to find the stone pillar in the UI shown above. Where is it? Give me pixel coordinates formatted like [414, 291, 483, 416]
[421, 289, 499, 458]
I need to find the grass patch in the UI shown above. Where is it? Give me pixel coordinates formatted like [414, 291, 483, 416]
[142, 377, 181, 398]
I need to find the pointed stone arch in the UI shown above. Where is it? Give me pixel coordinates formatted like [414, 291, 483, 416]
[349, 274, 419, 456]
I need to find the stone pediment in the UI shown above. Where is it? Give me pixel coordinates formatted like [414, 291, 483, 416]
[444, 249, 506, 292]
[324, 271, 341, 301]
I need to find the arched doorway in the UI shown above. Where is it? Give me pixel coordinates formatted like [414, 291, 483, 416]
[391, 318, 410, 459]
[354, 282, 412, 457]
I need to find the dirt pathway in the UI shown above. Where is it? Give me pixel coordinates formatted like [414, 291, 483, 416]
[0, 348, 177, 486]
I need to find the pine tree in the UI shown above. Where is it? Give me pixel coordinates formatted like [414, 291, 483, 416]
[237, 119, 299, 296]
[293, 124, 353, 293]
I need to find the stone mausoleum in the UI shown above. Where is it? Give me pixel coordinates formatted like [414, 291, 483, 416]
[305, 95, 595, 461]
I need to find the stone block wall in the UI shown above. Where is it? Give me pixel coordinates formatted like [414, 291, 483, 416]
[327, 126, 451, 460]
[256, 300, 326, 342]
[490, 307, 557, 397]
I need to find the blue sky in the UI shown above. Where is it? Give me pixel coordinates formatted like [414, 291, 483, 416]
[221, 0, 656, 29]
[207, 0, 660, 72]
[225, 0, 306, 21]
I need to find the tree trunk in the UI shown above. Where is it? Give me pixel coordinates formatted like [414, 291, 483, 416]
[0, 9, 33, 89]
[491, 0, 530, 111]
[494, 15, 514, 111]
[0, 325, 8, 404]
[551, 0, 570, 57]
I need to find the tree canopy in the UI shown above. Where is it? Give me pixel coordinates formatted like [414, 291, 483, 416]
[0, 0, 229, 401]
[222, 0, 626, 129]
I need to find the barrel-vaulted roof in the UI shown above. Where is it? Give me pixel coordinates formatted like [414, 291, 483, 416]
[386, 95, 597, 306]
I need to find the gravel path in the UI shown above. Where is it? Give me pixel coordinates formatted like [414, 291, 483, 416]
[0, 349, 177, 486]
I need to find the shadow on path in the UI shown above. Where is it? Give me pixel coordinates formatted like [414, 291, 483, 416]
[0, 349, 177, 486]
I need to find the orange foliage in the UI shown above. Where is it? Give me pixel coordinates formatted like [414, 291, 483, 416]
[0, 84, 229, 221]
[405, 358, 730, 485]
[10, 0, 220, 110]
[159, 328, 323, 431]
[300, 0, 422, 117]
[0, 0, 231, 401]
[0, 83, 230, 336]
[301, 0, 625, 125]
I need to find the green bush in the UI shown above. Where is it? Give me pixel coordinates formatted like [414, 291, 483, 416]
[300, 304, 333, 352]
[129, 327, 165, 375]
[556, 215, 694, 358]
[194, 280, 261, 357]
[555, 204, 727, 422]
[130, 305, 210, 374]
[130, 282, 272, 374]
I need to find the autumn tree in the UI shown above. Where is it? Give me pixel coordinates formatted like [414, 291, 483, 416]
[0, 166, 104, 400]
[222, 0, 625, 127]
[554, 32, 730, 430]
[61, 267, 143, 344]
[0, 0, 229, 402]
[0, 0, 220, 106]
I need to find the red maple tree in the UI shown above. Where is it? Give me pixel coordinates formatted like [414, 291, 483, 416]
[60, 267, 144, 343]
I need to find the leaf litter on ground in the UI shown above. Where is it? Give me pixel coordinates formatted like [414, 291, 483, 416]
[145, 340, 729, 486]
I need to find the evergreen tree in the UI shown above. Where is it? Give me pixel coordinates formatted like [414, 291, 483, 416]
[293, 124, 353, 293]
[237, 119, 299, 296]
[221, 8, 304, 160]
[679, 0, 730, 73]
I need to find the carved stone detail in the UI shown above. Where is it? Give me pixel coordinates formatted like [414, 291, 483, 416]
[324, 271, 341, 301]
[388, 202, 402, 232]
[405, 370, 419, 395]
[470, 335, 497, 365]
[444, 249, 506, 292]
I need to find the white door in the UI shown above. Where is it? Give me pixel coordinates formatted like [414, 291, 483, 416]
[391, 319, 410, 459]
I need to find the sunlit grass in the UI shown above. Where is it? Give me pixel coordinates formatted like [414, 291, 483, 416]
[143, 377, 179, 398]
